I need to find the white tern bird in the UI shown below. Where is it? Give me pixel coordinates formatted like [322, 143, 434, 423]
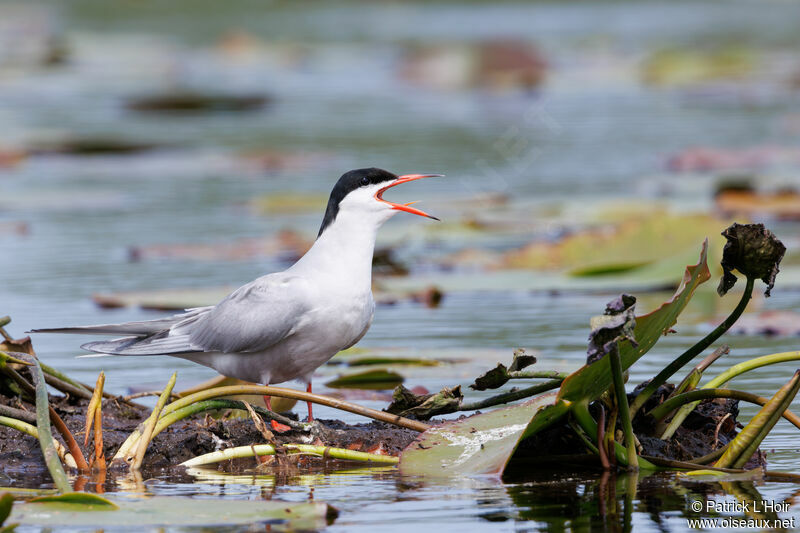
[31, 168, 441, 423]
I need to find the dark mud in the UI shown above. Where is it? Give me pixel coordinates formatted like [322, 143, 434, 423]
[512, 382, 766, 471]
[0, 390, 418, 489]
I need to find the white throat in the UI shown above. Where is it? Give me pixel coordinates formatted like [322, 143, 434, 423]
[289, 208, 383, 288]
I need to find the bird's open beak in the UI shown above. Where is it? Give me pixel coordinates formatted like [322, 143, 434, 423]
[375, 173, 443, 220]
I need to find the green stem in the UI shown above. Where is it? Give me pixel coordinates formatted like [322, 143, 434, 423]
[508, 371, 570, 380]
[658, 350, 800, 438]
[130, 372, 176, 470]
[688, 443, 729, 465]
[31, 359, 71, 493]
[181, 443, 399, 468]
[568, 419, 600, 455]
[160, 384, 430, 432]
[155, 400, 304, 436]
[716, 370, 800, 469]
[705, 351, 800, 389]
[649, 388, 800, 430]
[609, 347, 638, 471]
[630, 277, 754, 417]
[460, 379, 563, 411]
[571, 402, 658, 471]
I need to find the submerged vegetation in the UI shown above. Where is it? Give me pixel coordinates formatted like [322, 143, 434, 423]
[1, 223, 798, 528]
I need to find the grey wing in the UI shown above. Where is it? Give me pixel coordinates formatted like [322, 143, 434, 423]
[28, 307, 211, 336]
[76, 274, 311, 356]
[187, 274, 312, 353]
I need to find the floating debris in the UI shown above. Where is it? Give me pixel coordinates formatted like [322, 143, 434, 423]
[127, 92, 269, 113]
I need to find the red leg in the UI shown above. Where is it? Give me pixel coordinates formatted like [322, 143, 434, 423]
[263, 395, 272, 411]
[306, 382, 314, 423]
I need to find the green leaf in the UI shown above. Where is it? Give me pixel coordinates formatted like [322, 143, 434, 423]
[558, 241, 710, 403]
[324, 369, 404, 390]
[346, 356, 440, 367]
[399, 393, 568, 476]
[0, 493, 13, 526]
[9, 496, 336, 529]
[29, 493, 118, 509]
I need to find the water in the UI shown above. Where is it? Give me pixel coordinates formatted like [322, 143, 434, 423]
[3, 0, 800, 530]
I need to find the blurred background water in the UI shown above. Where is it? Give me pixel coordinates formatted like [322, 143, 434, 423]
[3, 0, 800, 531]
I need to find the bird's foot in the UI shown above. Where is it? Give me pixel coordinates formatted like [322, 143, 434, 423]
[270, 419, 292, 433]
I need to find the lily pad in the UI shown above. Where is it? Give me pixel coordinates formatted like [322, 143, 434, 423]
[399, 393, 567, 477]
[9, 496, 336, 530]
[502, 212, 723, 276]
[92, 286, 233, 310]
[341, 356, 440, 367]
[29, 492, 118, 509]
[325, 369, 404, 390]
[127, 92, 268, 113]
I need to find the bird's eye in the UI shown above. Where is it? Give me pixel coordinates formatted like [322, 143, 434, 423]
[360, 176, 370, 186]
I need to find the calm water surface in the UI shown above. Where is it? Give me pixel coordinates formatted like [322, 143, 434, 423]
[3, 1, 800, 531]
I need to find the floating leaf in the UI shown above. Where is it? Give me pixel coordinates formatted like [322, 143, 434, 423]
[127, 92, 268, 113]
[345, 356, 439, 367]
[642, 47, 754, 86]
[10, 497, 335, 530]
[399, 393, 567, 476]
[717, 223, 785, 297]
[92, 286, 233, 311]
[502, 212, 722, 275]
[716, 189, 800, 220]
[324, 369, 404, 390]
[29, 493, 117, 509]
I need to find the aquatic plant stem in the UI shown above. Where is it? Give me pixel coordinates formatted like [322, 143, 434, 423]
[112, 399, 301, 463]
[2, 357, 89, 470]
[596, 405, 611, 470]
[658, 350, 800, 439]
[130, 372, 176, 470]
[508, 371, 570, 380]
[571, 402, 657, 470]
[31, 358, 71, 493]
[648, 388, 800, 430]
[181, 443, 399, 468]
[160, 385, 430, 432]
[629, 277, 754, 417]
[459, 379, 563, 411]
[715, 370, 800, 469]
[156, 399, 303, 434]
[704, 350, 800, 389]
[609, 346, 638, 471]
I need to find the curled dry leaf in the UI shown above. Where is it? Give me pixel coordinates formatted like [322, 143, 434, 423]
[470, 364, 510, 391]
[509, 348, 537, 372]
[586, 294, 637, 365]
[717, 223, 786, 297]
[385, 385, 462, 420]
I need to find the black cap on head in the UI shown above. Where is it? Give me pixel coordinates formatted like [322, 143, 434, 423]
[317, 168, 397, 237]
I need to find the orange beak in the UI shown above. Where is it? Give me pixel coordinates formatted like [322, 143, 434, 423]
[375, 173, 442, 220]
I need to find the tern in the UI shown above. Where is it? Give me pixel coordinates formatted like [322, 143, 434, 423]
[31, 168, 441, 423]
